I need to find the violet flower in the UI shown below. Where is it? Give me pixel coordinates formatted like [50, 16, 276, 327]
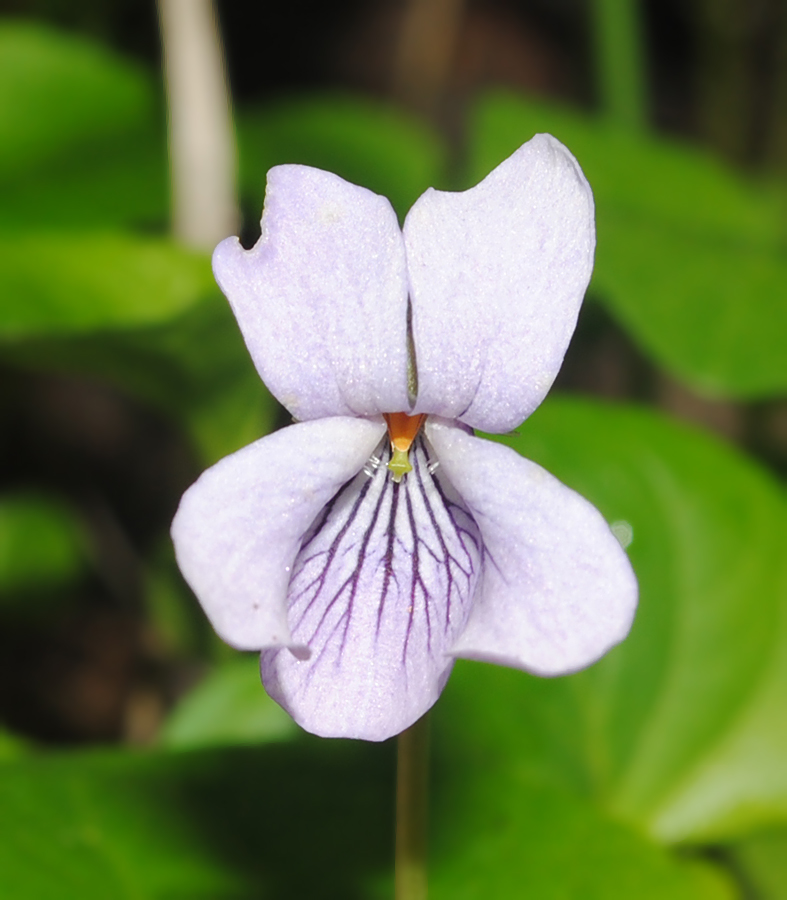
[171, 134, 638, 741]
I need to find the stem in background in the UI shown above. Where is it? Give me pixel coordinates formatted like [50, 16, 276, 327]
[392, 0, 465, 117]
[766, 4, 787, 252]
[694, 0, 751, 163]
[766, 2, 787, 171]
[395, 713, 430, 900]
[157, 0, 239, 250]
[590, 0, 648, 130]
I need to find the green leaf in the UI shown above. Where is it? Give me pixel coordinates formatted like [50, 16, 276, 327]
[0, 232, 212, 339]
[0, 22, 155, 184]
[0, 130, 169, 232]
[454, 396, 787, 843]
[0, 23, 168, 232]
[0, 743, 392, 899]
[160, 655, 296, 750]
[429, 769, 735, 900]
[0, 493, 86, 597]
[468, 92, 787, 396]
[0, 742, 735, 899]
[596, 208, 787, 396]
[238, 93, 446, 219]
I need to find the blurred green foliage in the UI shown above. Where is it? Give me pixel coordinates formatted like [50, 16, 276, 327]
[0, 742, 392, 898]
[0, 494, 86, 598]
[0, 22, 167, 231]
[428, 774, 736, 900]
[1, 13, 787, 900]
[0, 233, 212, 337]
[160, 655, 296, 750]
[0, 22, 154, 182]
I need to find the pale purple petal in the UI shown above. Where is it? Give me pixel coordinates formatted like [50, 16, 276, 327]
[261, 435, 482, 740]
[405, 134, 595, 432]
[426, 419, 637, 673]
[213, 165, 411, 421]
[171, 416, 386, 652]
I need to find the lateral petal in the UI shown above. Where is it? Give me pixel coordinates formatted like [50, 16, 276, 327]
[261, 435, 482, 740]
[213, 165, 411, 421]
[171, 416, 386, 651]
[405, 134, 595, 432]
[426, 419, 637, 674]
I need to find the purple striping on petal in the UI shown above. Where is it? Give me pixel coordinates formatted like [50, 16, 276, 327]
[260, 434, 482, 739]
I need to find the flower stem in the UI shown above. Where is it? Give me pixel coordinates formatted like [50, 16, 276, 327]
[395, 713, 430, 900]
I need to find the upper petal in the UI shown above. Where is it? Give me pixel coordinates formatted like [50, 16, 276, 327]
[426, 419, 637, 674]
[213, 165, 411, 421]
[171, 416, 386, 651]
[405, 134, 595, 432]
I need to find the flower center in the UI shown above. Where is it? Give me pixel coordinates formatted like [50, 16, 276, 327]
[383, 412, 427, 482]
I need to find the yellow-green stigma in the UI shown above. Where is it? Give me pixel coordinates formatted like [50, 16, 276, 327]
[383, 412, 427, 483]
[388, 446, 413, 482]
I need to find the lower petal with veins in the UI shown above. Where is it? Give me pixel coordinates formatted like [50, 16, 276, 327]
[262, 435, 482, 741]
